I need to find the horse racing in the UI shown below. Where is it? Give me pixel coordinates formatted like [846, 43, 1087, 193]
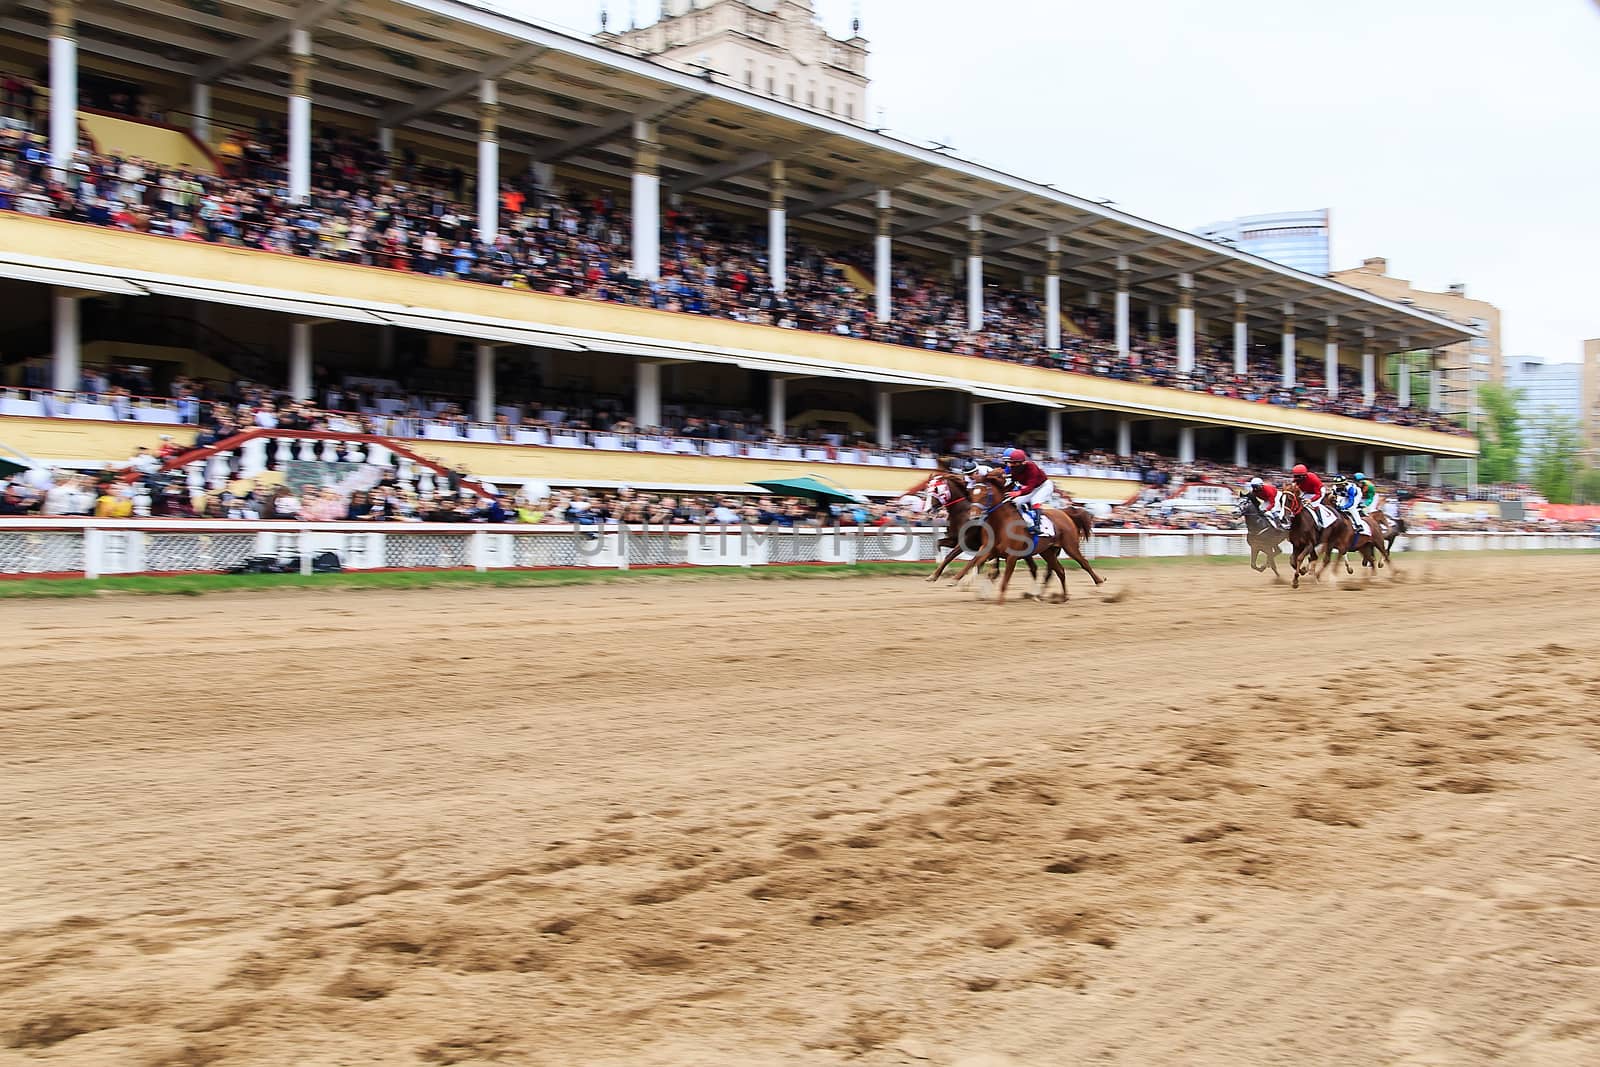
[4, 2, 1598, 1064]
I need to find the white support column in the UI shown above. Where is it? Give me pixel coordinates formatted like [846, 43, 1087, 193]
[1428, 352, 1442, 412]
[875, 386, 892, 450]
[378, 126, 395, 158]
[1363, 448, 1376, 476]
[1233, 431, 1249, 468]
[1115, 417, 1132, 458]
[968, 399, 986, 453]
[1362, 326, 1376, 407]
[1396, 337, 1412, 408]
[635, 361, 661, 429]
[1324, 315, 1339, 399]
[476, 80, 499, 246]
[51, 289, 79, 392]
[873, 189, 892, 323]
[1281, 437, 1295, 471]
[966, 214, 983, 331]
[1146, 301, 1159, 342]
[768, 375, 787, 438]
[48, 0, 78, 170]
[631, 121, 661, 280]
[1428, 455, 1443, 488]
[289, 321, 313, 401]
[1280, 303, 1297, 389]
[190, 82, 211, 146]
[1176, 273, 1195, 375]
[1114, 256, 1131, 358]
[1044, 236, 1062, 352]
[1046, 409, 1062, 458]
[1177, 425, 1196, 464]
[1233, 291, 1248, 376]
[474, 343, 494, 423]
[1325, 443, 1339, 476]
[767, 160, 787, 292]
[287, 29, 313, 202]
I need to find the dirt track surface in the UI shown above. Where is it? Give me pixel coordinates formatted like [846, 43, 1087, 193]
[4, 555, 1600, 1066]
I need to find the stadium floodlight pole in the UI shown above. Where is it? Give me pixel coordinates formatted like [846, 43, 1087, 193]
[874, 189, 892, 322]
[966, 214, 983, 332]
[1324, 315, 1339, 400]
[476, 80, 499, 246]
[47, 0, 76, 171]
[1044, 236, 1061, 351]
[287, 29, 313, 203]
[1233, 290, 1248, 376]
[1176, 273, 1195, 375]
[1362, 326, 1377, 407]
[1281, 303, 1296, 390]
[768, 160, 787, 293]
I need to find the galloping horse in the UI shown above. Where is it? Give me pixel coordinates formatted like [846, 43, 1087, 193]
[1315, 493, 1396, 581]
[1237, 493, 1286, 578]
[1271, 486, 1323, 589]
[911, 471, 1037, 585]
[949, 471, 1104, 604]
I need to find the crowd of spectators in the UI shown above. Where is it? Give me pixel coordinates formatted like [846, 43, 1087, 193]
[1, 112, 1465, 437]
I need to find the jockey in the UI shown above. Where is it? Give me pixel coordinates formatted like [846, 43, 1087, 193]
[1290, 464, 1332, 527]
[1242, 476, 1278, 508]
[1000, 447, 1054, 534]
[1353, 472, 1379, 523]
[1332, 475, 1364, 527]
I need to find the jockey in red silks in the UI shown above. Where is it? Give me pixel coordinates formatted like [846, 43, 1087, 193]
[1290, 464, 1332, 528]
[1000, 447, 1054, 534]
[1243, 476, 1278, 510]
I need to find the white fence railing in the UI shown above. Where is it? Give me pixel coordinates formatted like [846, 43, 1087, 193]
[0, 520, 1595, 580]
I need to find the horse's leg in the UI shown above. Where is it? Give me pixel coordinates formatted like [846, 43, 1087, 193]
[996, 556, 1018, 605]
[927, 541, 961, 582]
[1060, 530, 1105, 586]
[1249, 542, 1264, 572]
[1044, 547, 1069, 601]
[1266, 543, 1283, 580]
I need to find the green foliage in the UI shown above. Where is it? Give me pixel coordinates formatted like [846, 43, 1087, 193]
[1474, 382, 1524, 485]
[1530, 416, 1587, 504]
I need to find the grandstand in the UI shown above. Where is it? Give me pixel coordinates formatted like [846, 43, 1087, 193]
[0, 0, 1477, 498]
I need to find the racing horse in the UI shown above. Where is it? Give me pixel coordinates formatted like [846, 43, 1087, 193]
[1271, 486, 1323, 589]
[949, 471, 1104, 604]
[912, 471, 1038, 586]
[1237, 492, 1286, 579]
[1315, 493, 1395, 581]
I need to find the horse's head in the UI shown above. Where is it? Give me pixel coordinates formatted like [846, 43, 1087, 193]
[966, 471, 1007, 511]
[1278, 486, 1302, 520]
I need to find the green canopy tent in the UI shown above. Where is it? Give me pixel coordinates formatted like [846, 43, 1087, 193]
[748, 477, 869, 506]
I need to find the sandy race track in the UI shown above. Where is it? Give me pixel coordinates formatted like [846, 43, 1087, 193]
[4, 554, 1600, 1066]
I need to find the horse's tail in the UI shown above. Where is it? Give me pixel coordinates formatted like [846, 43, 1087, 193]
[1068, 505, 1093, 540]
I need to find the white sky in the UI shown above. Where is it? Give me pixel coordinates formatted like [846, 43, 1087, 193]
[516, 0, 1600, 362]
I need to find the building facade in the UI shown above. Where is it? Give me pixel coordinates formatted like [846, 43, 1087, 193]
[1330, 258, 1503, 420]
[1503, 355, 1584, 474]
[1585, 339, 1600, 451]
[598, 0, 870, 124]
[1194, 210, 1331, 275]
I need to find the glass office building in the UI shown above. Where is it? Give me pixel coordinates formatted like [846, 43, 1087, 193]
[1195, 209, 1331, 276]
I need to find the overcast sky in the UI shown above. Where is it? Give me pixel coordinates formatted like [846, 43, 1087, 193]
[515, 0, 1599, 362]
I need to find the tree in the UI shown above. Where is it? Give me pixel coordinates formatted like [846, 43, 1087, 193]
[1475, 382, 1523, 485]
[1529, 416, 1584, 504]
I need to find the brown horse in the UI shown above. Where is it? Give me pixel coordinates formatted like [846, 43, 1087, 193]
[910, 471, 1038, 585]
[1274, 486, 1322, 589]
[1315, 496, 1394, 581]
[948, 471, 1104, 604]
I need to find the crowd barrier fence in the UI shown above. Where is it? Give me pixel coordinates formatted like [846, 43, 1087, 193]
[0, 520, 1594, 580]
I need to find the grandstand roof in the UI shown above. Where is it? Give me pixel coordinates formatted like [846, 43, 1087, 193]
[1, 0, 1472, 347]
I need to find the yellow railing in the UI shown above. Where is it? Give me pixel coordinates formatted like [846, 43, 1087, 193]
[0, 214, 1476, 457]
